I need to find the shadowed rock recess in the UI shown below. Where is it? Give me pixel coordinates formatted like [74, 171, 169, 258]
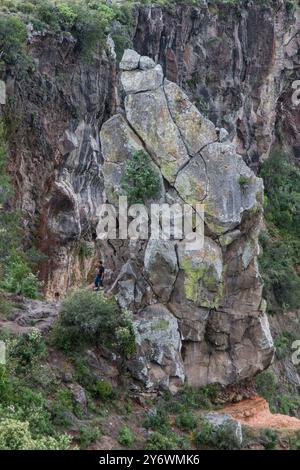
[99, 50, 274, 392]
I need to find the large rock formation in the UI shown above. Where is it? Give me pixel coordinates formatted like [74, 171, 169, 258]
[99, 50, 274, 391]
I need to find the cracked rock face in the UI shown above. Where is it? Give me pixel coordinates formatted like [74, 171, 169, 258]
[99, 50, 274, 391]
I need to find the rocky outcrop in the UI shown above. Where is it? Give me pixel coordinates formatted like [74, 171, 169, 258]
[99, 50, 274, 391]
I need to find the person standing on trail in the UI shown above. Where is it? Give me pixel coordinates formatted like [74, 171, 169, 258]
[94, 261, 105, 291]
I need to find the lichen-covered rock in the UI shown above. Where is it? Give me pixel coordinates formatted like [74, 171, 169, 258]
[128, 304, 184, 392]
[180, 142, 264, 234]
[164, 80, 217, 155]
[121, 65, 164, 94]
[144, 240, 178, 303]
[139, 56, 156, 70]
[125, 87, 189, 183]
[119, 49, 141, 70]
[178, 238, 223, 309]
[0, 80, 6, 105]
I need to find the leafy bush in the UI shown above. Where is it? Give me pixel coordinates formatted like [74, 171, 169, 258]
[1, 253, 40, 299]
[176, 412, 197, 431]
[144, 409, 169, 433]
[0, 418, 73, 450]
[260, 428, 278, 450]
[275, 331, 296, 360]
[255, 370, 277, 408]
[121, 150, 161, 204]
[53, 290, 136, 355]
[289, 430, 300, 450]
[94, 380, 113, 400]
[0, 14, 29, 67]
[195, 418, 214, 447]
[118, 425, 134, 447]
[9, 329, 46, 373]
[79, 425, 101, 449]
[146, 431, 183, 450]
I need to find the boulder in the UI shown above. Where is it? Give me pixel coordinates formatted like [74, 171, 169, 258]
[202, 412, 243, 449]
[139, 56, 156, 70]
[121, 65, 164, 94]
[119, 49, 140, 70]
[129, 304, 184, 391]
[0, 80, 6, 105]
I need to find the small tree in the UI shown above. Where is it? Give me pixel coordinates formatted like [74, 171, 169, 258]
[121, 150, 160, 204]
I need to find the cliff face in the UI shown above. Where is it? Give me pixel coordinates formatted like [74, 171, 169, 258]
[131, 2, 300, 169]
[2, 1, 299, 391]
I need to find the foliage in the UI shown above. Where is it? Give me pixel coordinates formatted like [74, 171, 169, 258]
[195, 418, 214, 447]
[274, 331, 296, 360]
[94, 380, 113, 401]
[144, 409, 169, 433]
[176, 411, 197, 431]
[9, 329, 46, 374]
[195, 418, 240, 450]
[255, 370, 277, 408]
[0, 418, 73, 450]
[1, 253, 40, 298]
[289, 430, 300, 450]
[0, 14, 29, 69]
[79, 425, 101, 449]
[121, 150, 161, 204]
[146, 430, 184, 450]
[259, 147, 300, 312]
[52, 290, 136, 356]
[260, 428, 278, 450]
[118, 425, 134, 447]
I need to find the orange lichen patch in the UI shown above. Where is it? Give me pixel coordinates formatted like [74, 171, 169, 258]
[221, 396, 300, 430]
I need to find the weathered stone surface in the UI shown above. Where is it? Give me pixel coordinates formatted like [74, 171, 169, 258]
[119, 49, 141, 70]
[125, 87, 190, 183]
[200, 143, 263, 234]
[100, 114, 144, 164]
[0, 80, 6, 105]
[129, 304, 184, 391]
[144, 240, 178, 303]
[178, 237, 223, 309]
[58, 129, 79, 156]
[121, 65, 164, 94]
[139, 56, 156, 70]
[174, 152, 208, 205]
[164, 80, 217, 155]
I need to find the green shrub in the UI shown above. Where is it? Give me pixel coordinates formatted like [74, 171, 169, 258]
[259, 147, 300, 312]
[0, 418, 73, 450]
[9, 329, 46, 373]
[144, 409, 169, 433]
[176, 412, 197, 431]
[118, 425, 134, 447]
[1, 253, 40, 299]
[195, 418, 214, 447]
[79, 425, 101, 449]
[289, 430, 300, 450]
[53, 290, 135, 355]
[255, 370, 277, 407]
[275, 331, 296, 359]
[121, 150, 161, 204]
[94, 380, 113, 400]
[0, 14, 29, 67]
[260, 428, 278, 450]
[146, 431, 183, 450]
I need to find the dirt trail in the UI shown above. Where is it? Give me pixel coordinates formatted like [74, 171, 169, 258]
[221, 396, 300, 430]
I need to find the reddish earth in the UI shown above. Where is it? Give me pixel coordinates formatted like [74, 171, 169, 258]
[221, 396, 300, 430]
